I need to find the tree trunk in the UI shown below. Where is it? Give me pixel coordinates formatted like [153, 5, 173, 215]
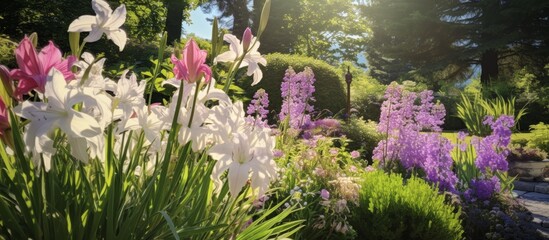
[165, 0, 189, 45]
[480, 49, 499, 84]
[231, 0, 250, 38]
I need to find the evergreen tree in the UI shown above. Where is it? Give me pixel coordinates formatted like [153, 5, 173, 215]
[363, 0, 549, 84]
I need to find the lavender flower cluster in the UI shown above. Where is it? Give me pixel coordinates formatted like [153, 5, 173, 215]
[373, 83, 516, 200]
[473, 115, 514, 174]
[373, 83, 457, 192]
[279, 67, 316, 129]
[463, 115, 514, 201]
[246, 88, 270, 128]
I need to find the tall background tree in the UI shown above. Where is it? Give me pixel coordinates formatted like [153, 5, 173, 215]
[201, 0, 369, 65]
[201, 0, 251, 38]
[362, 0, 549, 85]
[252, 0, 369, 65]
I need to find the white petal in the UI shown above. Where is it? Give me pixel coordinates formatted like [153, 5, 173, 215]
[246, 61, 259, 76]
[228, 163, 250, 197]
[92, 0, 113, 23]
[45, 69, 69, 109]
[68, 136, 90, 163]
[82, 52, 95, 63]
[60, 110, 102, 138]
[223, 34, 243, 55]
[84, 28, 104, 43]
[106, 29, 127, 51]
[214, 51, 237, 64]
[251, 68, 263, 86]
[68, 15, 96, 32]
[104, 4, 126, 30]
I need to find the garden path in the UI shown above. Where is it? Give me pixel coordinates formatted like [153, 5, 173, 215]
[513, 181, 549, 238]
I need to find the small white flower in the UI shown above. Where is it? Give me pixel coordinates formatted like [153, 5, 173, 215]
[214, 28, 267, 86]
[71, 52, 116, 92]
[113, 71, 146, 123]
[68, 0, 127, 51]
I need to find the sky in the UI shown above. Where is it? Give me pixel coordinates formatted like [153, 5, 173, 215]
[182, 7, 369, 67]
[182, 8, 215, 40]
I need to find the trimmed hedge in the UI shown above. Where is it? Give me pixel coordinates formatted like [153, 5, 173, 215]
[242, 53, 346, 122]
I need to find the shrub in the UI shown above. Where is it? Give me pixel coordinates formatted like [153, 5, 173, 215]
[242, 53, 346, 122]
[340, 117, 382, 161]
[462, 195, 543, 240]
[350, 171, 463, 240]
[507, 145, 548, 162]
[267, 133, 366, 240]
[529, 122, 549, 153]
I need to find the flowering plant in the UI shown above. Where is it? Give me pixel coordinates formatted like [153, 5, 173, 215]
[0, 0, 303, 238]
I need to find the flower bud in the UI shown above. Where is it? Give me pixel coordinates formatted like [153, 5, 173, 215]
[0, 65, 14, 102]
[242, 27, 253, 51]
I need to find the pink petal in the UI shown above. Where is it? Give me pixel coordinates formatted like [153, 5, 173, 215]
[14, 37, 43, 78]
[38, 41, 63, 73]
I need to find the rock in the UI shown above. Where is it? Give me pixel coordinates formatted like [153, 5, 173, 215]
[515, 181, 536, 192]
[521, 192, 549, 202]
[543, 220, 549, 228]
[535, 184, 549, 194]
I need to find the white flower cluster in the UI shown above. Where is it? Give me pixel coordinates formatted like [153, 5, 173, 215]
[14, 0, 276, 199]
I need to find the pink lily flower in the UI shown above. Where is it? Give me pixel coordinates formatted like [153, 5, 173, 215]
[10, 37, 76, 97]
[171, 39, 212, 84]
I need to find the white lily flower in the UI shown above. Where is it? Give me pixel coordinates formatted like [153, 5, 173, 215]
[164, 78, 230, 152]
[112, 71, 146, 123]
[123, 105, 169, 153]
[18, 69, 104, 165]
[209, 128, 277, 197]
[71, 52, 116, 92]
[68, 0, 127, 51]
[214, 28, 267, 86]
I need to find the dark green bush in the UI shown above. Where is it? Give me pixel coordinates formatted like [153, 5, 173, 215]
[350, 171, 463, 240]
[341, 117, 382, 162]
[242, 53, 346, 122]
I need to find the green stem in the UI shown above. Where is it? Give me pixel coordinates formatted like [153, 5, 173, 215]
[187, 80, 202, 128]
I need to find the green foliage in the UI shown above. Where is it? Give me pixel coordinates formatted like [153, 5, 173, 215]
[0, 109, 301, 239]
[363, 0, 549, 84]
[251, 0, 369, 65]
[456, 94, 527, 136]
[120, 0, 167, 42]
[268, 133, 366, 240]
[0, 35, 17, 67]
[508, 145, 548, 162]
[350, 171, 464, 240]
[529, 122, 549, 153]
[242, 53, 346, 121]
[341, 117, 382, 161]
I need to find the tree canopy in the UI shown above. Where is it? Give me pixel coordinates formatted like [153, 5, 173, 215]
[363, 0, 549, 84]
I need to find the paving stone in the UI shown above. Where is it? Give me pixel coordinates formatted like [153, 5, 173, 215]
[514, 181, 536, 192]
[521, 192, 549, 202]
[535, 183, 549, 194]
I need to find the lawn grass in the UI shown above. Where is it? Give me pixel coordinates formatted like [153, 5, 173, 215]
[441, 131, 534, 144]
